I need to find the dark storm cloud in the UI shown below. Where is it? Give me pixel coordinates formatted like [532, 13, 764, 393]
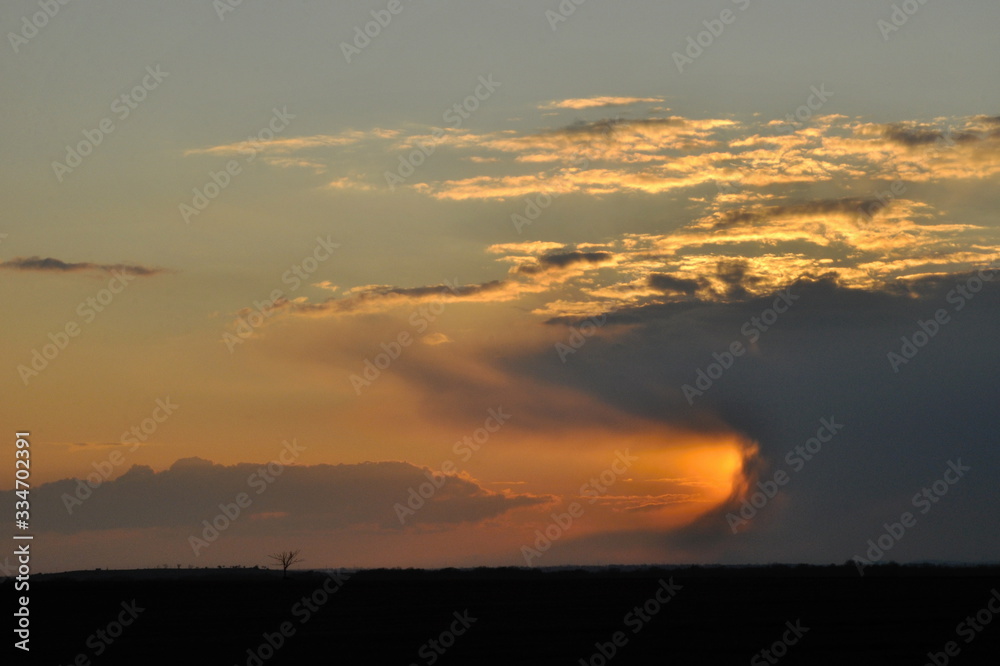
[0, 256, 164, 276]
[6, 458, 549, 535]
[504, 272, 1000, 563]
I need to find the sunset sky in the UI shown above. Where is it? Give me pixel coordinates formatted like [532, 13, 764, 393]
[2, 0, 999, 573]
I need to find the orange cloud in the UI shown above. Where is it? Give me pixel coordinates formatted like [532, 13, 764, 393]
[539, 96, 665, 110]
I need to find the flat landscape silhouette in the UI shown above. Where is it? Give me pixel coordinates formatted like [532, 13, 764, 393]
[13, 564, 1000, 665]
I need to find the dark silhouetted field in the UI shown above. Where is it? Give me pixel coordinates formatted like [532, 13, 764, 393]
[10, 564, 1000, 665]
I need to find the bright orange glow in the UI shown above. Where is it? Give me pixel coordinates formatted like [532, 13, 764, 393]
[467, 423, 753, 541]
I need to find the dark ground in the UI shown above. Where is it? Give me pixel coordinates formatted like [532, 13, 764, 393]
[8, 564, 1000, 665]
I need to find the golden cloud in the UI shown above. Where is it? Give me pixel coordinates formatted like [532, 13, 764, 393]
[539, 96, 666, 110]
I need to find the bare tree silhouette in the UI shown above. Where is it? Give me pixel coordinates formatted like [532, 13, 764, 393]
[268, 550, 304, 579]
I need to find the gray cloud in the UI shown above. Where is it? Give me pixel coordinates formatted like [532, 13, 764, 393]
[713, 259, 763, 300]
[8, 458, 550, 535]
[515, 251, 614, 276]
[879, 124, 980, 148]
[0, 256, 164, 276]
[503, 273, 1000, 563]
[701, 198, 877, 230]
[647, 273, 704, 296]
[536, 117, 692, 145]
[284, 279, 510, 316]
